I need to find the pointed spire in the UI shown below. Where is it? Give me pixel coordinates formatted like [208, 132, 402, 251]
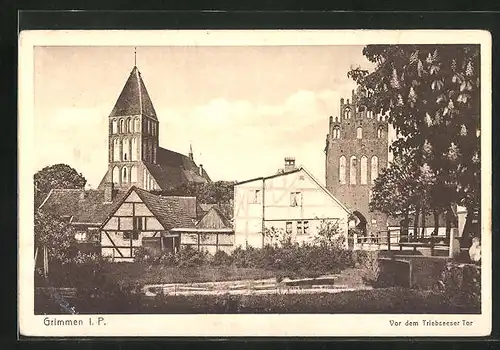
[189, 142, 194, 160]
[109, 65, 158, 120]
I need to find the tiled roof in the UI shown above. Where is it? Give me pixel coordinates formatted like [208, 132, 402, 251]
[133, 187, 197, 230]
[39, 188, 128, 225]
[109, 66, 157, 120]
[196, 206, 232, 229]
[147, 147, 211, 190]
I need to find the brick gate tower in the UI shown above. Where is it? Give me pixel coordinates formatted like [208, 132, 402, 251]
[324, 90, 389, 234]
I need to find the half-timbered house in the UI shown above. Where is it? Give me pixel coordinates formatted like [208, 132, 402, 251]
[99, 186, 198, 261]
[171, 206, 234, 254]
[233, 158, 353, 248]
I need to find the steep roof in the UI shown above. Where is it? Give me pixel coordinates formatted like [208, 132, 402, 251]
[109, 66, 157, 120]
[132, 187, 197, 230]
[39, 188, 128, 225]
[196, 206, 232, 229]
[145, 147, 211, 190]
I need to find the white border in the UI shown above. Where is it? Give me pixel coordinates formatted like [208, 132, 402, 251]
[18, 30, 492, 337]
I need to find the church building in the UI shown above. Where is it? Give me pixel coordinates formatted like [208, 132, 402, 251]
[97, 65, 211, 192]
[324, 89, 389, 234]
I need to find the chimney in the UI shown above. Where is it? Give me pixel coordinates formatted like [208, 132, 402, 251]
[104, 182, 114, 202]
[199, 164, 203, 176]
[284, 157, 296, 172]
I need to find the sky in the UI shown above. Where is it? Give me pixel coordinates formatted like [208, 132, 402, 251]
[34, 45, 375, 188]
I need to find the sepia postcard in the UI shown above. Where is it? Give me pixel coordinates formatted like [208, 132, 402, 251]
[18, 29, 492, 337]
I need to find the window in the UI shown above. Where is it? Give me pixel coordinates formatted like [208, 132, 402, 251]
[344, 107, 351, 119]
[290, 192, 301, 207]
[339, 156, 346, 184]
[133, 217, 146, 231]
[122, 138, 129, 161]
[112, 119, 118, 134]
[360, 156, 368, 184]
[75, 231, 87, 241]
[286, 221, 292, 234]
[297, 221, 303, 235]
[130, 165, 138, 182]
[333, 126, 340, 139]
[377, 127, 384, 139]
[112, 166, 120, 184]
[122, 167, 128, 183]
[350, 156, 357, 185]
[371, 156, 379, 184]
[303, 221, 309, 235]
[113, 139, 120, 161]
[135, 118, 140, 132]
[356, 127, 362, 139]
[131, 138, 138, 161]
[126, 118, 131, 133]
[120, 119, 125, 133]
[123, 231, 139, 240]
[250, 189, 262, 204]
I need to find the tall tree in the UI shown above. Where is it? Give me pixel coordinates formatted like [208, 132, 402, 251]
[34, 164, 87, 208]
[34, 210, 78, 266]
[349, 45, 480, 235]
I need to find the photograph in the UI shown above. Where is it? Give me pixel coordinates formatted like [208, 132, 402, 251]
[18, 30, 491, 337]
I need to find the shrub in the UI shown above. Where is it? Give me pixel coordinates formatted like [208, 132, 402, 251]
[436, 262, 481, 310]
[211, 250, 233, 266]
[177, 246, 209, 267]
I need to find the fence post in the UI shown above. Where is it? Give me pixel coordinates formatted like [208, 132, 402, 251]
[387, 230, 391, 251]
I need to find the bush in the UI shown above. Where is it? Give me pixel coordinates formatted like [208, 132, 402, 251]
[176, 246, 210, 267]
[211, 250, 233, 266]
[436, 262, 481, 310]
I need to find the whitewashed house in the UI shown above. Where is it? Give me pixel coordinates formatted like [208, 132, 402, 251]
[233, 158, 353, 248]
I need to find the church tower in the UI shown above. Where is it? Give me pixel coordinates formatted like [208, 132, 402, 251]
[98, 63, 211, 192]
[324, 89, 389, 233]
[105, 65, 159, 190]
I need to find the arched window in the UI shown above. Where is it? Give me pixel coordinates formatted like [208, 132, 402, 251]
[356, 127, 362, 139]
[148, 139, 153, 162]
[126, 118, 132, 133]
[112, 119, 118, 134]
[339, 156, 346, 184]
[113, 139, 120, 161]
[122, 138, 129, 161]
[130, 165, 138, 183]
[377, 127, 384, 139]
[135, 118, 140, 133]
[152, 122, 156, 136]
[147, 120, 151, 134]
[112, 166, 120, 185]
[333, 127, 340, 139]
[143, 169, 147, 189]
[122, 167, 128, 183]
[360, 156, 368, 184]
[350, 156, 357, 185]
[149, 177, 154, 190]
[371, 156, 379, 184]
[345, 108, 351, 119]
[152, 142, 156, 163]
[120, 119, 125, 133]
[131, 138, 138, 161]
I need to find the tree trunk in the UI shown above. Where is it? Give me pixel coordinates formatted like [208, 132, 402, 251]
[401, 209, 409, 241]
[420, 208, 426, 239]
[413, 206, 420, 242]
[433, 209, 439, 236]
[445, 208, 452, 240]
